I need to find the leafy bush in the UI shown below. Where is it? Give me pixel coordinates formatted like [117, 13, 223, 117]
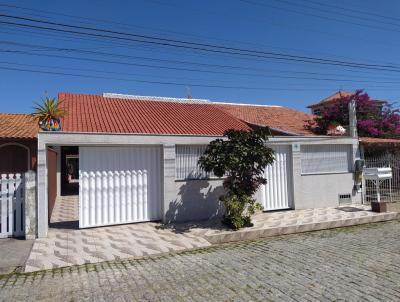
[198, 128, 274, 229]
[221, 194, 263, 230]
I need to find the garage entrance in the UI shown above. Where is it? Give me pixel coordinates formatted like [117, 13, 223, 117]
[61, 146, 79, 196]
[79, 146, 162, 228]
[262, 145, 293, 211]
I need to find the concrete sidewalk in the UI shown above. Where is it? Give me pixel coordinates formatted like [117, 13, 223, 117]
[24, 197, 398, 273]
[183, 205, 399, 244]
[25, 196, 210, 272]
[0, 238, 34, 274]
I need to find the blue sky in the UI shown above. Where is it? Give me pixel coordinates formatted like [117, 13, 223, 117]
[1, 0, 400, 113]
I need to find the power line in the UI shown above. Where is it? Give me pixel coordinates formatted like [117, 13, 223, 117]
[6, 40, 400, 80]
[304, 0, 400, 23]
[3, 0, 400, 66]
[145, 0, 400, 53]
[276, 0, 400, 29]
[3, 20, 400, 76]
[5, 47, 400, 85]
[6, 24, 399, 78]
[0, 60, 254, 84]
[239, 0, 400, 35]
[1, 14, 400, 71]
[3, 64, 381, 91]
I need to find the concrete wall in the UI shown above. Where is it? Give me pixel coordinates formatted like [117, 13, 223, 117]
[290, 138, 362, 209]
[165, 179, 225, 223]
[294, 173, 360, 209]
[162, 144, 225, 223]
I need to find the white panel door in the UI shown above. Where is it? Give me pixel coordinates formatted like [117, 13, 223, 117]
[262, 145, 293, 211]
[79, 146, 162, 228]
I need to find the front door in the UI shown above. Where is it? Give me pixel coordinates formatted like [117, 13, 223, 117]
[262, 145, 293, 211]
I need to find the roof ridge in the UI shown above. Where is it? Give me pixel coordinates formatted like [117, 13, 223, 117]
[212, 101, 282, 108]
[0, 112, 32, 116]
[60, 92, 288, 108]
[102, 93, 211, 104]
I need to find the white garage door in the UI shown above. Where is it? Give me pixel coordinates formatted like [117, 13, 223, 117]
[79, 146, 162, 228]
[262, 145, 293, 211]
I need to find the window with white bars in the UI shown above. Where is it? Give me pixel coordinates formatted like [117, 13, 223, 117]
[175, 145, 214, 180]
[300, 144, 352, 174]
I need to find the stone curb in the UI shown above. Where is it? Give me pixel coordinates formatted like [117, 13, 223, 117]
[204, 212, 399, 244]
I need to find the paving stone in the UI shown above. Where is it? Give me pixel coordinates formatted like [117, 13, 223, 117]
[2, 221, 400, 301]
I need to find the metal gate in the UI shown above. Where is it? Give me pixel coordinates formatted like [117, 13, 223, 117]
[364, 154, 400, 203]
[262, 145, 293, 211]
[0, 174, 24, 238]
[79, 146, 162, 228]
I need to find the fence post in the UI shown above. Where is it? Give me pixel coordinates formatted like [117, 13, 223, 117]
[24, 170, 37, 239]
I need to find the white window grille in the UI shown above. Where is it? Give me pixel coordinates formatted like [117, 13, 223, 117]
[175, 145, 213, 180]
[301, 144, 352, 174]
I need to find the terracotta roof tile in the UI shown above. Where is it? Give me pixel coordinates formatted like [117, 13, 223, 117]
[307, 90, 386, 108]
[359, 137, 400, 145]
[214, 103, 314, 135]
[59, 93, 251, 136]
[0, 113, 38, 139]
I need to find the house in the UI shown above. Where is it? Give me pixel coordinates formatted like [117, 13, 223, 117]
[307, 90, 386, 116]
[35, 92, 361, 238]
[306, 91, 399, 155]
[0, 113, 38, 174]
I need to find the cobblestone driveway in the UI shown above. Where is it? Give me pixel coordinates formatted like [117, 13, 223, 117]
[1, 221, 400, 301]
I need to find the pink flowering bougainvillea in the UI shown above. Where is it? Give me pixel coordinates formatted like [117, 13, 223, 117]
[306, 90, 400, 138]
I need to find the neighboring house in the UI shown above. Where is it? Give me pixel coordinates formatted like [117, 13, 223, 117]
[307, 90, 385, 116]
[35, 92, 361, 238]
[306, 91, 398, 156]
[0, 113, 38, 174]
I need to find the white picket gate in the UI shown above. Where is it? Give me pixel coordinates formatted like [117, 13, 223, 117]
[0, 174, 24, 238]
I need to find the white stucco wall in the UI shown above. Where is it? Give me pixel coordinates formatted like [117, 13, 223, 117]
[294, 173, 360, 209]
[289, 137, 362, 209]
[165, 179, 225, 223]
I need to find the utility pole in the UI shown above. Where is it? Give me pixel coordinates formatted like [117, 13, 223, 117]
[349, 99, 358, 138]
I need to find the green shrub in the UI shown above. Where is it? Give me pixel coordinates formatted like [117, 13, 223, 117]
[221, 194, 263, 230]
[199, 128, 274, 229]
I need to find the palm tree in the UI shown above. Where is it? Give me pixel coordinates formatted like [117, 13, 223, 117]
[31, 97, 66, 130]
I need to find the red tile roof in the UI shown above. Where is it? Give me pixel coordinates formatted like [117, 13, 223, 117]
[0, 113, 38, 139]
[307, 91, 354, 108]
[59, 93, 251, 136]
[359, 137, 400, 145]
[307, 90, 386, 109]
[214, 103, 314, 135]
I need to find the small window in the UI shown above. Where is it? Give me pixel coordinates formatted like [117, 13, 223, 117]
[312, 108, 321, 116]
[175, 145, 213, 180]
[301, 144, 352, 174]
